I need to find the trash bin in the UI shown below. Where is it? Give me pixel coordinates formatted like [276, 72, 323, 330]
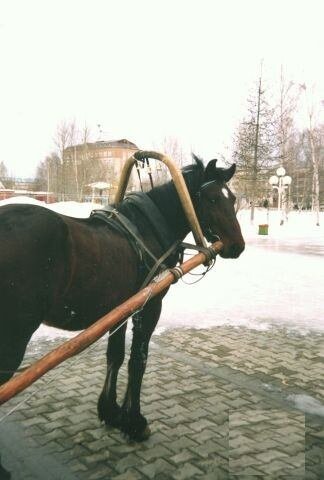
[258, 224, 269, 235]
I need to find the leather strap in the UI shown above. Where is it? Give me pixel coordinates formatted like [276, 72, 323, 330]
[91, 206, 158, 264]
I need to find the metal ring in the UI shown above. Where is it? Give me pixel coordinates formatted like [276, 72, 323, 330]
[170, 266, 184, 284]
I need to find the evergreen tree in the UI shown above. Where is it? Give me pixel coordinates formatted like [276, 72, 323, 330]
[232, 71, 276, 221]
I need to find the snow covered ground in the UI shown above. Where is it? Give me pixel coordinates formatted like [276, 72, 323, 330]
[0, 196, 99, 218]
[161, 208, 324, 334]
[1, 197, 323, 337]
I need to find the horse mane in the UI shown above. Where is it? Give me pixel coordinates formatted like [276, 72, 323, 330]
[182, 154, 205, 193]
[148, 154, 205, 205]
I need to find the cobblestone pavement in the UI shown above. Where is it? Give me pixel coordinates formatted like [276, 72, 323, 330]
[1, 325, 324, 479]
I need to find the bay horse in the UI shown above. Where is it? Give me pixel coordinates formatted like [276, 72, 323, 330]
[0, 156, 244, 479]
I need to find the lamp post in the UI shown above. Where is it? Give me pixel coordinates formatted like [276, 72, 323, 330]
[269, 167, 292, 225]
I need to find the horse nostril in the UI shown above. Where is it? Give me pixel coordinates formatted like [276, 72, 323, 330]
[229, 243, 245, 258]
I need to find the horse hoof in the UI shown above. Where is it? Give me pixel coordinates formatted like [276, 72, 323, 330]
[99, 412, 122, 429]
[97, 397, 122, 428]
[124, 427, 151, 443]
[125, 424, 151, 443]
[137, 425, 151, 441]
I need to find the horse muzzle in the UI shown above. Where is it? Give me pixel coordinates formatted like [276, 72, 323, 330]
[220, 241, 245, 258]
[203, 227, 245, 258]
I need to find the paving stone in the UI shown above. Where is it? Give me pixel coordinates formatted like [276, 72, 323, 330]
[192, 428, 217, 444]
[167, 436, 199, 452]
[115, 453, 144, 473]
[137, 445, 173, 461]
[2, 327, 324, 480]
[111, 470, 143, 480]
[171, 462, 204, 479]
[254, 450, 290, 464]
[195, 440, 224, 459]
[229, 454, 260, 472]
[138, 458, 175, 479]
[170, 449, 196, 464]
[87, 466, 116, 479]
[200, 472, 228, 480]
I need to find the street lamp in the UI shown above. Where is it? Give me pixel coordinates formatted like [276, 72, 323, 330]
[269, 167, 292, 224]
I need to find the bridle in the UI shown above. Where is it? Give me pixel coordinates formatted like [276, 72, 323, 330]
[195, 180, 221, 243]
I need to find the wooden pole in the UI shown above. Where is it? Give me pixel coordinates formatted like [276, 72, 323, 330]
[0, 241, 223, 406]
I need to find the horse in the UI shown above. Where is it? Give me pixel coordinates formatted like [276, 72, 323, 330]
[0, 155, 244, 478]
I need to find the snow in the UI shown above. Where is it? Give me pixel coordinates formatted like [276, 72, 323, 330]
[287, 394, 324, 417]
[0, 196, 46, 207]
[0, 197, 323, 338]
[48, 201, 102, 218]
[161, 208, 324, 333]
[0, 196, 101, 218]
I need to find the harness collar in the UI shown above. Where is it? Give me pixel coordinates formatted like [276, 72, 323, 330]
[90, 194, 181, 287]
[124, 192, 175, 252]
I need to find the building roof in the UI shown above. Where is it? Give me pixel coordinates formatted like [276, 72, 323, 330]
[94, 139, 139, 149]
[65, 138, 139, 151]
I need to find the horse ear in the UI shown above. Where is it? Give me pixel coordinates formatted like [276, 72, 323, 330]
[204, 159, 217, 182]
[222, 164, 236, 182]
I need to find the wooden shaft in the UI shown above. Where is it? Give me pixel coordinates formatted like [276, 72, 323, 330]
[114, 155, 137, 203]
[0, 241, 223, 406]
[115, 150, 207, 247]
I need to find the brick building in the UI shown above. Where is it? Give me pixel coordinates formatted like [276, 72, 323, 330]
[63, 138, 139, 201]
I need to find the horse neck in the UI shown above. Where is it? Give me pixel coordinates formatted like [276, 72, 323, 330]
[147, 182, 193, 241]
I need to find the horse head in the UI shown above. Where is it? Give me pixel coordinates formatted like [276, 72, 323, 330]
[195, 157, 245, 259]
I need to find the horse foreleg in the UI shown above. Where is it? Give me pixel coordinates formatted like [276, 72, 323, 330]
[121, 296, 162, 441]
[97, 322, 127, 428]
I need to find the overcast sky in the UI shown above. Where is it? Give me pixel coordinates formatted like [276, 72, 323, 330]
[0, 0, 323, 177]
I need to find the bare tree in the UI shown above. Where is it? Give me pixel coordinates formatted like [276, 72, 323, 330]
[160, 136, 185, 166]
[301, 84, 321, 225]
[53, 120, 101, 200]
[153, 136, 187, 185]
[53, 121, 73, 199]
[0, 161, 8, 180]
[34, 153, 61, 193]
[69, 121, 80, 200]
[308, 121, 321, 225]
[287, 130, 312, 210]
[275, 67, 299, 168]
[77, 124, 107, 201]
[272, 68, 301, 219]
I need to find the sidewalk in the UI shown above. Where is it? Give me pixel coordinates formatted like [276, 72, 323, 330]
[1, 325, 324, 479]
